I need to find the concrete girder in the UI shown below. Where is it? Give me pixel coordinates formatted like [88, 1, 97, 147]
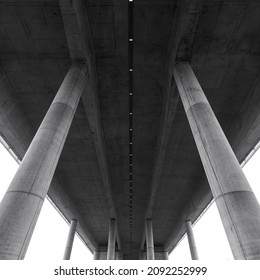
[141, 0, 201, 252]
[0, 68, 33, 159]
[60, 0, 121, 250]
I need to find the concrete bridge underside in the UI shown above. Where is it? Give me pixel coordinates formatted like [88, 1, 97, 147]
[0, 0, 260, 259]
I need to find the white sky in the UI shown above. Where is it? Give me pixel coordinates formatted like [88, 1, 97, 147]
[0, 141, 259, 261]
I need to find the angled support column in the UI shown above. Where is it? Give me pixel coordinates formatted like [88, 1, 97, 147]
[145, 219, 155, 260]
[107, 218, 116, 260]
[63, 219, 78, 260]
[0, 63, 88, 260]
[174, 63, 260, 259]
[185, 220, 199, 260]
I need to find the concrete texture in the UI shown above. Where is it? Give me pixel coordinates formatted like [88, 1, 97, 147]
[174, 63, 260, 260]
[145, 219, 155, 260]
[107, 219, 116, 260]
[0, 0, 260, 259]
[63, 219, 77, 260]
[0, 63, 87, 259]
[185, 220, 199, 260]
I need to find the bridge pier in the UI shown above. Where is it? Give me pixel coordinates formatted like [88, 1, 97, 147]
[174, 62, 260, 259]
[107, 218, 116, 260]
[185, 220, 199, 260]
[0, 63, 87, 260]
[145, 219, 155, 260]
[63, 219, 78, 260]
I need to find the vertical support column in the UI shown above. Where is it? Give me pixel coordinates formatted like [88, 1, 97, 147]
[63, 219, 78, 260]
[145, 219, 155, 260]
[174, 63, 260, 260]
[93, 251, 100, 260]
[185, 220, 199, 260]
[0, 63, 88, 260]
[107, 218, 116, 260]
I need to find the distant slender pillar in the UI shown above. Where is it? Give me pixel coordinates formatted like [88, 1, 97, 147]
[145, 219, 155, 260]
[107, 219, 116, 260]
[174, 62, 260, 260]
[63, 219, 77, 260]
[185, 220, 199, 260]
[93, 251, 100, 260]
[0, 63, 88, 260]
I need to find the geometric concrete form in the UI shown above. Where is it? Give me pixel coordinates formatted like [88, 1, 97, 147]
[174, 63, 260, 260]
[63, 219, 78, 260]
[145, 219, 155, 260]
[1, 0, 260, 260]
[107, 219, 116, 260]
[185, 220, 199, 260]
[0, 63, 88, 259]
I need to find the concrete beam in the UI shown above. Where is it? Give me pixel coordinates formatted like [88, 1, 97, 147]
[174, 62, 260, 260]
[141, 0, 201, 251]
[0, 68, 33, 159]
[60, 0, 119, 230]
[0, 63, 87, 259]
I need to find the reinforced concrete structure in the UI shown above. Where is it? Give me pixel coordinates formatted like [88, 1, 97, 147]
[0, 0, 260, 260]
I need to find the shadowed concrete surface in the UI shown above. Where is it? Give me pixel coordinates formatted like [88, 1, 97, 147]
[0, 0, 260, 259]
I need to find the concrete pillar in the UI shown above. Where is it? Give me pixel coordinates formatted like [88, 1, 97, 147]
[185, 220, 199, 260]
[63, 219, 78, 260]
[107, 218, 116, 260]
[0, 63, 88, 260]
[145, 219, 155, 260]
[93, 251, 100, 260]
[173, 62, 260, 260]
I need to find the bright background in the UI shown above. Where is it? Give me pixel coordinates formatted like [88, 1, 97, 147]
[0, 139, 259, 261]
